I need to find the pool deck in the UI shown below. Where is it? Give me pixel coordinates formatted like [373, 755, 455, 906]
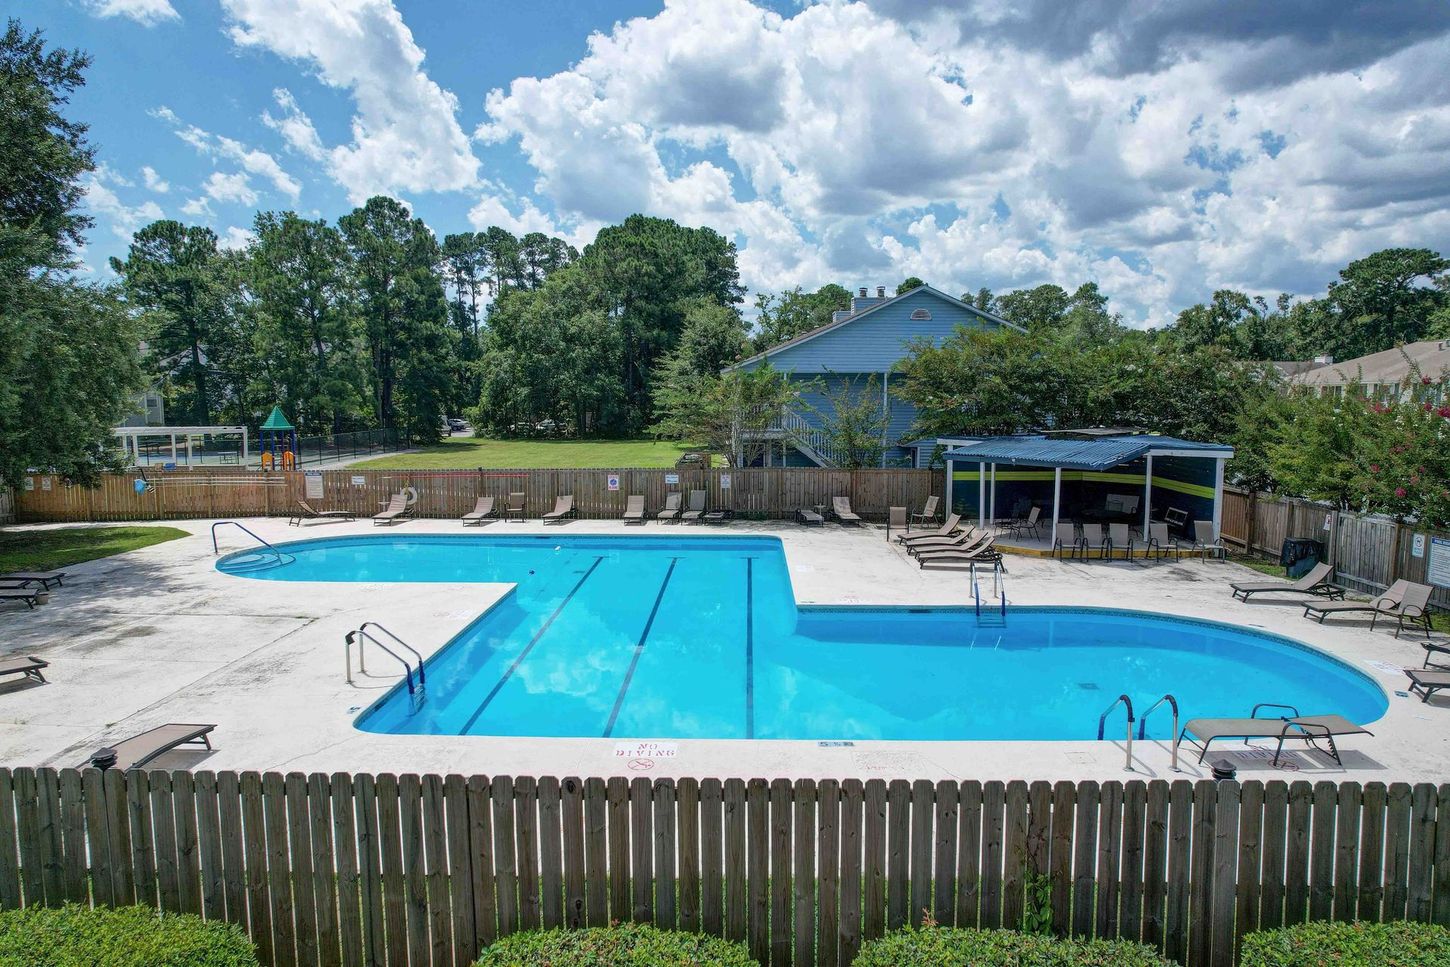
[2, 517, 1447, 785]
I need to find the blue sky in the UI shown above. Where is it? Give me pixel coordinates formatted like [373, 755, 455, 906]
[19, 0, 1450, 326]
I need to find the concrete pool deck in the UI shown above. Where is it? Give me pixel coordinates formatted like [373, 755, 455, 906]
[1, 517, 1447, 784]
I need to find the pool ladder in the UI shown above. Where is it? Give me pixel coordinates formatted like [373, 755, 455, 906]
[971, 562, 1007, 626]
[1096, 692, 1182, 773]
[345, 622, 426, 695]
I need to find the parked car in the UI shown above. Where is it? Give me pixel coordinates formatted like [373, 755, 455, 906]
[447, 418, 467, 432]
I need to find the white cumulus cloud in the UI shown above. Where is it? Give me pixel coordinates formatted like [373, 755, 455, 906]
[154, 106, 302, 200]
[86, 0, 178, 26]
[140, 166, 170, 193]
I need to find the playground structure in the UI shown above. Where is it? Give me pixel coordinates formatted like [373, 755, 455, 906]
[259, 406, 298, 472]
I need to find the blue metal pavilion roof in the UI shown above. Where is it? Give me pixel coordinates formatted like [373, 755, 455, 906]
[941, 434, 1233, 471]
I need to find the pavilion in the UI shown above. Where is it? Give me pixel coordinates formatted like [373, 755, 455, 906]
[939, 430, 1235, 551]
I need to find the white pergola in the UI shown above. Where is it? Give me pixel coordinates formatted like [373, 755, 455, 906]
[112, 425, 249, 465]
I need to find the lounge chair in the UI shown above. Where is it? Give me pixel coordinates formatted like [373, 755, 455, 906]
[1107, 522, 1136, 560]
[1080, 523, 1110, 559]
[623, 495, 646, 524]
[681, 490, 708, 523]
[1052, 522, 1086, 560]
[797, 507, 824, 525]
[372, 492, 411, 526]
[290, 499, 355, 526]
[1178, 704, 1372, 766]
[543, 495, 576, 524]
[0, 656, 48, 684]
[504, 492, 526, 522]
[832, 496, 863, 524]
[1385, 581, 1433, 639]
[1405, 667, 1450, 703]
[657, 492, 682, 523]
[1146, 522, 1183, 562]
[90, 723, 217, 771]
[462, 496, 497, 525]
[0, 588, 42, 610]
[1303, 579, 1414, 626]
[898, 513, 961, 544]
[917, 535, 1000, 568]
[1230, 561, 1343, 602]
[0, 571, 65, 589]
[909, 496, 939, 530]
[906, 526, 981, 557]
[1192, 520, 1225, 561]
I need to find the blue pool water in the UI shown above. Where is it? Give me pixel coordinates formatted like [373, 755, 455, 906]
[217, 535, 1388, 741]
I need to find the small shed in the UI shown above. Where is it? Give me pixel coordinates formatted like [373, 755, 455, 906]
[941, 431, 1235, 543]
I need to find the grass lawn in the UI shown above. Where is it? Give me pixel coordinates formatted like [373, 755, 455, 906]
[0, 525, 190, 573]
[351, 437, 712, 470]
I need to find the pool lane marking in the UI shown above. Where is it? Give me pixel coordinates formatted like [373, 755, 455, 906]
[601, 557, 680, 738]
[745, 558, 756, 738]
[457, 555, 605, 735]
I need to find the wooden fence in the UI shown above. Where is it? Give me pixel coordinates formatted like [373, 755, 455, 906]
[11, 468, 936, 525]
[0, 487, 12, 525]
[4, 768, 1450, 967]
[1221, 488, 1450, 607]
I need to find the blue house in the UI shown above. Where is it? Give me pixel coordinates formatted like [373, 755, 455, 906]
[725, 284, 1023, 466]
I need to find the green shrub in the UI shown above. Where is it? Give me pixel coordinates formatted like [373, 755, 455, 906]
[854, 926, 1171, 966]
[0, 904, 259, 966]
[1240, 920, 1450, 966]
[474, 923, 755, 966]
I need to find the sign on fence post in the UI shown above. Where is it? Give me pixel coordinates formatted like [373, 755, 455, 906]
[1428, 537, 1450, 587]
[304, 470, 324, 499]
[1413, 533, 1426, 558]
[607, 473, 620, 492]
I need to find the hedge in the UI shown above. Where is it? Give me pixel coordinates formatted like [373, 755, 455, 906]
[854, 927, 1172, 966]
[474, 923, 756, 966]
[0, 904, 259, 966]
[1240, 920, 1450, 966]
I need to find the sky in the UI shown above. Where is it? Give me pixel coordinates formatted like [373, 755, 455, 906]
[19, 0, 1450, 327]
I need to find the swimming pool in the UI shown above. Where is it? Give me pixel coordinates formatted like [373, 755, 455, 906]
[217, 535, 1388, 741]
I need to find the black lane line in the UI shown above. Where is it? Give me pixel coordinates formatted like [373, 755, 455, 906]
[745, 556, 755, 739]
[458, 555, 604, 735]
[601, 557, 679, 738]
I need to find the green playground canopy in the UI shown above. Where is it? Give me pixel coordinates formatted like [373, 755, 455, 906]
[260, 406, 295, 432]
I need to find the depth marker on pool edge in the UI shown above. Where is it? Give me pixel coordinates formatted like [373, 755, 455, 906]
[457, 555, 605, 734]
[601, 557, 679, 737]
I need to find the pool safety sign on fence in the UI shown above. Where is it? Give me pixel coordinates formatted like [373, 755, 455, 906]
[607, 473, 620, 491]
[1414, 533, 1427, 558]
[665, 472, 679, 484]
[1428, 537, 1450, 588]
[304, 470, 324, 499]
[720, 473, 731, 490]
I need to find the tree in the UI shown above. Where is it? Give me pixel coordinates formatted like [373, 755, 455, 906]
[248, 211, 363, 434]
[0, 19, 142, 484]
[751, 284, 849, 353]
[800, 374, 890, 469]
[517, 231, 576, 289]
[994, 284, 1070, 334]
[110, 220, 223, 425]
[1324, 248, 1449, 358]
[338, 196, 454, 439]
[652, 364, 794, 467]
[896, 277, 926, 295]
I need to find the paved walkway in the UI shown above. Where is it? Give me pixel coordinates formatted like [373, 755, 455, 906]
[1, 517, 1445, 784]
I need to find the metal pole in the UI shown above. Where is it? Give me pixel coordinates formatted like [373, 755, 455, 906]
[989, 464, 996, 527]
[1051, 467, 1062, 552]
[1143, 453, 1153, 543]
[978, 463, 985, 530]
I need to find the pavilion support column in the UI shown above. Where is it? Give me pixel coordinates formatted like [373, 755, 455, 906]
[1212, 457, 1226, 539]
[1143, 454, 1154, 539]
[989, 464, 997, 527]
[185, 434, 193, 465]
[241, 428, 249, 462]
[1051, 467, 1062, 549]
[978, 462, 986, 529]
[945, 459, 954, 516]
[169, 433, 177, 462]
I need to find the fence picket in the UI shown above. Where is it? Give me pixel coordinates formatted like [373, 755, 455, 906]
[560, 776, 587, 932]
[955, 781, 982, 931]
[700, 778, 724, 936]
[677, 778, 701, 933]
[817, 779, 841, 967]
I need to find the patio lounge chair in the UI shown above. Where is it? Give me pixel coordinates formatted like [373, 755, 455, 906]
[917, 535, 1000, 568]
[797, 507, 824, 525]
[910, 496, 939, 530]
[657, 492, 683, 522]
[0, 587, 43, 610]
[0, 571, 65, 589]
[1302, 579, 1416, 627]
[681, 490, 708, 523]
[1146, 522, 1183, 561]
[462, 496, 497, 525]
[1405, 667, 1450, 703]
[1230, 561, 1343, 602]
[1178, 703, 1372, 766]
[833, 496, 863, 524]
[1192, 520, 1225, 561]
[90, 723, 217, 771]
[1107, 522, 1136, 560]
[1052, 522, 1087, 560]
[898, 513, 961, 544]
[623, 495, 646, 524]
[0, 656, 48, 685]
[1080, 523, 1110, 559]
[504, 492, 526, 522]
[372, 492, 411, 526]
[543, 495, 576, 524]
[290, 499, 355, 526]
[906, 526, 981, 557]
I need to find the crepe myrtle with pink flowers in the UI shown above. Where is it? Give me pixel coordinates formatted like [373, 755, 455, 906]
[1358, 370, 1450, 527]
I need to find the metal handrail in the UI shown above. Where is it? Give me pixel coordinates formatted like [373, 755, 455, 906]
[211, 520, 280, 557]
[1096, 694, 1135, 772]
[357, 622, 426, 686]
[972, 574, 981, 618]
[1138, 693, 1181, 772]
[345, 629, 418, 694]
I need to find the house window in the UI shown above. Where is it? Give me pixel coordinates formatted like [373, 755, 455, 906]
[910, 308, 932, 320]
